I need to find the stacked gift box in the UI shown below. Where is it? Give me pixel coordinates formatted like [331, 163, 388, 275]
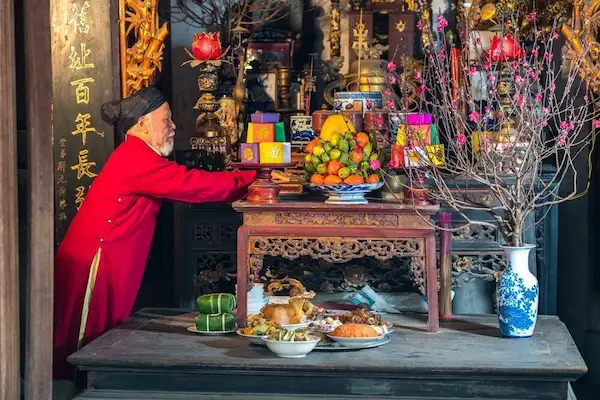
[390, 113, 445, 167]
[240, 112, 292, 164]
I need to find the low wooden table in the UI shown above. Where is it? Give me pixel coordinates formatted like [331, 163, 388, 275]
[231, 200, 440, 332]
[70, 309, 587, 399]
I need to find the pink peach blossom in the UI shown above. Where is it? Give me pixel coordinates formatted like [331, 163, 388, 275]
[469, 111, 480, 123]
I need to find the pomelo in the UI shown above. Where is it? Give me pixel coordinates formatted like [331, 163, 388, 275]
[320, 114, 356, 142]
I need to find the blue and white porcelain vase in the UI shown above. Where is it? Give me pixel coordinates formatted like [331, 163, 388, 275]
[496, 244, 539, 338]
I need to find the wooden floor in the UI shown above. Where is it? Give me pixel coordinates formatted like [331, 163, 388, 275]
[70, 309, 587, 399]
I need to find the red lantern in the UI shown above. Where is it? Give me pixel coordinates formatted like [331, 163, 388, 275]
[191, 32, 223, 61]
[486, 35, 525, 63]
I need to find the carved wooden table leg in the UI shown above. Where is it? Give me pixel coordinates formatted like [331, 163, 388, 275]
[236, 227, 249, 328]
[425, 231, 439, 332]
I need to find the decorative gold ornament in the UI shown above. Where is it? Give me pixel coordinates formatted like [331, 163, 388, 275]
[480, 3, 497, 21]
[352, 11, 370, 61]
[330, 5, 341, 57]
[119, 0, 168, 97]
[562, 0, 600, 93]
[395, 20, 406, 32]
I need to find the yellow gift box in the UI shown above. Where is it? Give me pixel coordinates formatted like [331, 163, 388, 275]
[405, 144, 445, 167]
[247, 123, 275, 143]
[397, 124, 434, 146]
[259, 142, 291, 164]
[425, 144, 445, 166]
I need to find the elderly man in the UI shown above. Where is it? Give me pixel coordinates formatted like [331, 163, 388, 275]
[53, 87, 256, 380]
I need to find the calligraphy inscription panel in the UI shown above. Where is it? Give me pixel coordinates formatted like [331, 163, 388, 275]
[51, 0, 115, 248]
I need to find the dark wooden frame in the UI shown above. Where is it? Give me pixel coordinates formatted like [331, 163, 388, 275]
[0, 0, 20, 397]
[23, 0, 54, 397]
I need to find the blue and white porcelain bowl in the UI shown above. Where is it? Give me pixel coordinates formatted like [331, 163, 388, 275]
[290, 115, 315, 144]
[309, 182, 384, 204]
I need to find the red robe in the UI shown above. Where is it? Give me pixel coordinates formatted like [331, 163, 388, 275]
[53, 136, 255, 379]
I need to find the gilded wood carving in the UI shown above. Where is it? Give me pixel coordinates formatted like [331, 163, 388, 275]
[119, 0, 169, 97]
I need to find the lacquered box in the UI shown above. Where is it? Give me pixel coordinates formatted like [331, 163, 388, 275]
[247, 123, 275, 143]
[250, 112, 280, 123]
[240, 143, 260, 164]
[259, 142, 291, 164]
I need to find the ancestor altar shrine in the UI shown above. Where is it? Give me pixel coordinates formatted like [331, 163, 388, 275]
[4, 0, 598, 397]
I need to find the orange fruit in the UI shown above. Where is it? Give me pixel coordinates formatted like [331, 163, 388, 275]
[327, 160, 344, 176]
[350, 149, 363, 163]
[310, 174, 325, 184]
[305, 139, 321, 154]
[344, 175, 365, 185]
[355, 132, 370, 147]
[367, 174, 380, 183]
[324, 175, 343, 185]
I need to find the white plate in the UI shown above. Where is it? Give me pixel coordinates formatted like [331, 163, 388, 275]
[187, 326, 236, 335]
[317, 335, 391, 351]
[236, 329, 265, 345]
[327, 333, 386, 348]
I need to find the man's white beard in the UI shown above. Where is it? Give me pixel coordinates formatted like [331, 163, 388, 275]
[158, 138, 174, 157]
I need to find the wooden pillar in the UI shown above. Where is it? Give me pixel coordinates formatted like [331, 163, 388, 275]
[0, 0, 20, 398]
[439, 212, 453, 318]
[24, 0, 53, 397]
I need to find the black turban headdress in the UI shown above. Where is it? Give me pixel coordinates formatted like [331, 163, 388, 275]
[101, 86, 167, 137]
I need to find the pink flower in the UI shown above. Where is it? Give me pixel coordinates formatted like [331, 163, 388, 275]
[558, 132, 568, 147]
[529, 70, 538, 79]
[417, 20, 423, 30]
[436, 16, 448, 31]
[476, 37, 481, 45]
[467, 66, 477, 77]
[365, 100, 372, 109]
[515, 75, 524, 86]
[560, 121, 569, 130]
[594, 120, 600, 128]
[386, 61, 397, 72]
[497, 112, 504, 120]
[483, 60, 491, 70]
[484, 106, 491, 114]
[370, 160, 381, 171]
[386, 160, 398, 169]
[414, 71, 422, 82]
[539, 120, 548, 128]
[535, 93, 543, 103]
[528, 12, 537, 22]
[584, 95, 589, 101]
[531, 47, 539, 57]
[553, 32, 559, 40]
[544, 52, 552, 61]
[542, 107, 549, 114]
[383, 89, 392, 96]
[388, 75, 397, 84]
[417, 85, 427, 95]
[457, 133, 467, 146]
[469, 110, 481, 123]
[376, 116, 384, 126]
[386, 100, 396, 110]
[437, 48, 446, 60]
[550, 83, 556, 91]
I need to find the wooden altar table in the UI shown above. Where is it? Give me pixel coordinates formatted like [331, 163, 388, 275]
[232, 200, 441, 332]
[70, 309, 587, 399]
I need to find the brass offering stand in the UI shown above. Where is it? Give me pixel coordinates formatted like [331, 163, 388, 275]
[230, 163, 296, 204]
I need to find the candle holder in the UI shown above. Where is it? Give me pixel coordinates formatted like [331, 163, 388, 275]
[230, 163, 296, 204]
